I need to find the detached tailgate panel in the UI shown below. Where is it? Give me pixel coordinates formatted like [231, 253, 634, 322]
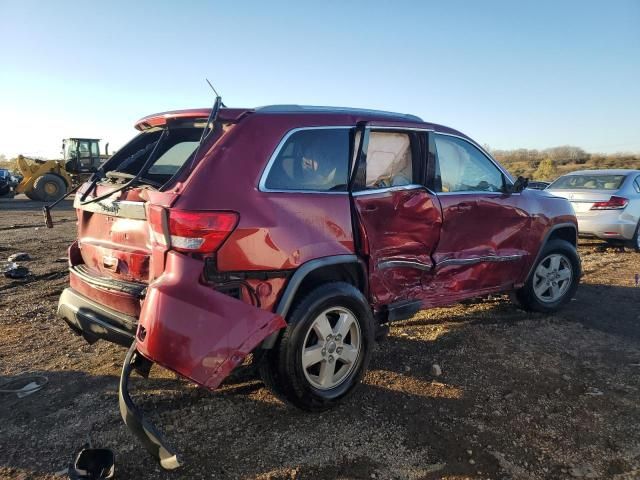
[136, 251, 286, 389]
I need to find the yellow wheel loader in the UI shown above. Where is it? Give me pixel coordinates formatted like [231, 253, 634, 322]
[16, 138, 109, 201]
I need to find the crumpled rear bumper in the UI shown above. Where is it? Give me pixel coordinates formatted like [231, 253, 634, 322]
[119, 344, 181, 470]
[118, 251, 286, 469]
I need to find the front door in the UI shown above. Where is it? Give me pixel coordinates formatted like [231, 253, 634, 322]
[351, 127, 442, 308]
[426, 133, 530, 299]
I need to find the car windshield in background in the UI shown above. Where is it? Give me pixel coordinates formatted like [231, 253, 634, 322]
[549, 174, 626, 190]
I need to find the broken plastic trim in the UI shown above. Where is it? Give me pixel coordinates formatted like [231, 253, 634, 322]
[118, 344, 181, 470]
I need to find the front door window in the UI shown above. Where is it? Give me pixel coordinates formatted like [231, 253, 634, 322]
[433, 135, 504, 193]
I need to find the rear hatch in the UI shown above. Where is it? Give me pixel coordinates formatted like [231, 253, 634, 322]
[71, 112, 216, 315]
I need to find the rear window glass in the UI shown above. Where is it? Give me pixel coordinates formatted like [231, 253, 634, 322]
[264, 128, 349, 192]
[549, 174, 626, 190]
[147, 141, 199, 176]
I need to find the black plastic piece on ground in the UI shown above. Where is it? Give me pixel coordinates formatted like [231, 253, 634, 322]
[118, 344, 182, 470]
[67, 448, 115, 479]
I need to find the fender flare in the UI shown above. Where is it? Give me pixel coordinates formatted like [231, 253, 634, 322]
[261, 254, 367, 348]
[523, 222, 579, 282]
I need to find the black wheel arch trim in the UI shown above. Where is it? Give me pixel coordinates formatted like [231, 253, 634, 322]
[524, 222, 580, 282]
[261, 254, 367, 348]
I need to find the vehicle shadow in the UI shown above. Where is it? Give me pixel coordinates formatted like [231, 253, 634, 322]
[398, 282, 640, 340]
[565, 283, 640, 338]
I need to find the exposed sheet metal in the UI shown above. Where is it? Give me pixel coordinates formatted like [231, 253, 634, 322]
[378, 259, 433, 271]
[435, 254, 523, 269]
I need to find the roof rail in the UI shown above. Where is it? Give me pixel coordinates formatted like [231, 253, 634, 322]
[255, 105, 422, 122]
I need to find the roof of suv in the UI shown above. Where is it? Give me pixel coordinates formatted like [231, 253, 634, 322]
[254, 105, 423, 122]
[135, 105, 427, 130]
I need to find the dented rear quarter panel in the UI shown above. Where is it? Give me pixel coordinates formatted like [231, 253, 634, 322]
[173, 113, 358, 271]
[136, 251, 286, 389]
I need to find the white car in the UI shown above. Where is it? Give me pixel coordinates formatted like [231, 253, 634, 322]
[547, 169, 640, 251]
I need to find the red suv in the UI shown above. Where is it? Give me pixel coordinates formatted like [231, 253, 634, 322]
[58, 103, 580, 468]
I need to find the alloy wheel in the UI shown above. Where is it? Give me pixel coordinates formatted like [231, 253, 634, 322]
[533, 253, 573, 303]
[301, 307, 361, 390]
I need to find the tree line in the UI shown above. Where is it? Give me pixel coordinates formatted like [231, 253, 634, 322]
[488, 146, 640, 181]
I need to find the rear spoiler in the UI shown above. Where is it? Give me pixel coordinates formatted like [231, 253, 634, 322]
[134, 108, 253, 131]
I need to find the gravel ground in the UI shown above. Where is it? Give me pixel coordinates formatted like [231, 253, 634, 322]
[1, 196, 639, 480]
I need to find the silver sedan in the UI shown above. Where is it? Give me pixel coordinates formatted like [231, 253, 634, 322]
[547, 169, 640, 251]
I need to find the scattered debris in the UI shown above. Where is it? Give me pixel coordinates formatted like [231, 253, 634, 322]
[430, 363, 442, 377]
[2, 262, 29, 279]
[569, 464, 598, 478]
[68, 448, 115, 480]
[585, 387, 604, 396]
[7, 252, 30, 262]
[0, 375, 48, 398]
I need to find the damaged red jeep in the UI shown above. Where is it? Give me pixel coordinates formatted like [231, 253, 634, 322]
[57, 101, 580, 469]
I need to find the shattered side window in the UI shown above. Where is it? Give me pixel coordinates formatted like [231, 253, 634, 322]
[264, 128, 349, 192]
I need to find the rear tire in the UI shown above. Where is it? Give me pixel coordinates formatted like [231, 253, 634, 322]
[513, 239, 580, 313]
[33, 174, 67, 202]
[259, 282, 374, 411]
[627, 222, 640, 253]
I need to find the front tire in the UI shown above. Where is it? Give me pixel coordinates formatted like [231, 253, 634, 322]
[513, 239, 580, 313]
[259, 282, 374, 411]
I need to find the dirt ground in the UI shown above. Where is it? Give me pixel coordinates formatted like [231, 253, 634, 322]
[1, 196, 639, 480]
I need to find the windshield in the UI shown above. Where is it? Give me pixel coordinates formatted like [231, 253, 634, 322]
[549, 174, 626, 190]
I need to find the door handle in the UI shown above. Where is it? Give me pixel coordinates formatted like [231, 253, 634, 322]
[363, 204, 378, 212]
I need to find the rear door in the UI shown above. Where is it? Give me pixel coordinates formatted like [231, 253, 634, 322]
[351, 127, 442, 307]
[427, 133, 530, 296]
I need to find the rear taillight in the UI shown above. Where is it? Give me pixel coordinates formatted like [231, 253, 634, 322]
[590, 196, 629, 210]
[148, 205, 238, 253]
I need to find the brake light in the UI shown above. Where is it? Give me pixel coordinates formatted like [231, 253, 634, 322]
[590, 196, 629, 210]
[148, 205, 238, 253]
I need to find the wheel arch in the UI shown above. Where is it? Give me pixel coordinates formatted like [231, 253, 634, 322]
[262, 255, 368, 348]
[524, 222, 579, 283]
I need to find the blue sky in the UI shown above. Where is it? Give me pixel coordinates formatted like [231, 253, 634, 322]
[0, 0, 638, 158]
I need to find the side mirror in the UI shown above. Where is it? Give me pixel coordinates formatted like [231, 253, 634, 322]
[505, 176, 528, 194]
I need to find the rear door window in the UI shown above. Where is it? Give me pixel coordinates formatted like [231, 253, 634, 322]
[263, 128, 349, 192]
[364, 132, 415, 189]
